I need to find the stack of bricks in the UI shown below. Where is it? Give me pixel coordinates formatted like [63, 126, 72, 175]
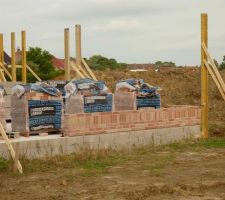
[64, 105, 201, 136]
[0, 90, 6, 131]
[65, 94, 84, 114]
[114, 92, 136, 111]
[11, 91, 63, 136]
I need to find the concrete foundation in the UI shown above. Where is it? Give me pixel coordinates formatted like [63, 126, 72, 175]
[0, 125, 200, 159]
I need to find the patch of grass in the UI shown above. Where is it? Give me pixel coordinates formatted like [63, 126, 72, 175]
[0, 157, 9, 172]
[165, 137, 225, 152]
[2, 137, 225, 176]
[20, 149, 128, 176]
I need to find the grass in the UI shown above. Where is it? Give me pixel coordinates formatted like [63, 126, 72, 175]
[1, 137, 225, 176]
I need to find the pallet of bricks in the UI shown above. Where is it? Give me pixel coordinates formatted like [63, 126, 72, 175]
[0, 86, 7, 133]
[114, 79, 161, 111]
[64, 78, 113, 114]
[11, 83, 63, 137]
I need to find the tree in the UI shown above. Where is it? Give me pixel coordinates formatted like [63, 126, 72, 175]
[86, 55, 127, 70]
[17, 47, 62, 82]
[219, 56, 225, 71]
[154, 61, 176, 67]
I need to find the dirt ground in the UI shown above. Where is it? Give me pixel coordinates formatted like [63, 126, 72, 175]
[1, 139, 225, 200]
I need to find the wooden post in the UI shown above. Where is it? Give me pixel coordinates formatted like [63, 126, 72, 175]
[11, 32, 16, 82]
[64, 28, 70, 81]
[21, 31, 27, 83]
[201, 13, 208, 138]
[0, 34, 4, 81]
[76, 25, 82, 69]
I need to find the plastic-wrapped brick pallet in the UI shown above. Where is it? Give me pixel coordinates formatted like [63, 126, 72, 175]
[114, 92, 136, 111]
[115, 79, 161, 110]
[64, 78, 113, 113]
[84, 94, 113, 113]
[137, 94, 161, 109]
[11, 83, 63, 136]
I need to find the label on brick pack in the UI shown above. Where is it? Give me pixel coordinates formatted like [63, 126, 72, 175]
[29, 106, 56, 117]
[84, 96, 107, 105]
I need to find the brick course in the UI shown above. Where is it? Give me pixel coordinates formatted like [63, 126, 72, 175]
[63, 106, 200, 137]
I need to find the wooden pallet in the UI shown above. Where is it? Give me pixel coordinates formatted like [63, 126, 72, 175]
[21, 128, 62, 137]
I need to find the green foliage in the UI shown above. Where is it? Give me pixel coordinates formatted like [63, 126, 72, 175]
[219, 56, 225, 70]
[0, 157, 9, 172]
[86, 55, 127, 70]
[155, 61, 176, 67]
[17, 47, 63, 83]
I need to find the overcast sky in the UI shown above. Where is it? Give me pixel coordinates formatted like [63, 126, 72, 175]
[0, 0, 225, 65]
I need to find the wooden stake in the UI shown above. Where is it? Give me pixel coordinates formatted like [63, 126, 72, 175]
[64, 28, 70, 81]
[0, 34, 4, 64]
[70, 61, 85, 79]
[202, 43, 225, 93]
[82, 58, 97, 80]
[201, 13, 208, 138]
[204, 60, 225, 101]
[26, 64, 42, 81]
[0, 122, 23, 174]
[75, 25, 82, 70]
[0, 62, 12, 80]
[11, 32, 16, 81]
[21, 31, 27, 83]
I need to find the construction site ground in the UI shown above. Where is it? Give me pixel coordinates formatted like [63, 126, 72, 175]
[1, 68, 225, 199]
[0, 138, 225, 200]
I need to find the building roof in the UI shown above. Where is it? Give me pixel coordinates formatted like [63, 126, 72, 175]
[52, 57, 65, 70]
[3, 51, 11, 65]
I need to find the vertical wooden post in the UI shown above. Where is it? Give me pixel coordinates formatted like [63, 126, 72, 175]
[76, 24, 82, 68]
[64, 28, 70, 81]
[11, 32, 16, 82]
[201, 13, 208, 138]
[0, 34, 3, 81]
[0, 34, 3, 64]
[21, 31, 27, 83]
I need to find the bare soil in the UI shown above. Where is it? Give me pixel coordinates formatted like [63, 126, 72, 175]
[1, 140, 225, 200]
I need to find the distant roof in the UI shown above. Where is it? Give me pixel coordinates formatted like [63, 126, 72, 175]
[4, 51, 11, 65]
[52, 57, 65, 70]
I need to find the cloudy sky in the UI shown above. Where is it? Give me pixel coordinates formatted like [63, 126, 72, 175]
[0, 0, 225, 65]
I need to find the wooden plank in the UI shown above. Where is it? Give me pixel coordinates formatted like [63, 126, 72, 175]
[11, 32, 16, 81]
[75, 25, 82, 70]
[26, 64, 42, 81]
[82, 58, 97, 80]
[70, 61, 85, 79]
[64, 28, 70, 81]
[71, 60, 90, 78]
[204, 60, 225, 101]
[0, 122, 23, 174]
[0, 62, 12, 80]
[202, 43, 225, 93]
[0, 68, 6, 82]
[0, 34, 4, 64]
[201, 13, 208, 138]
[21, 31, 27, 83]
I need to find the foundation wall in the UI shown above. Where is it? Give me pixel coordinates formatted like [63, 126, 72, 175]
[0, 125, 200, 159]
[63, 106, 200, 136]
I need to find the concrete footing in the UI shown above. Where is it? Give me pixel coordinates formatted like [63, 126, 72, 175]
[0, 125, 200, 159]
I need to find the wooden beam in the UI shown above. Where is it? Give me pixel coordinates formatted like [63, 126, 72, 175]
[0, 69, 6, 82]
[0, 34, 4, 64]
[202, 43, 225, 93]
[75, 25, 82, 70]
[11, 32, 16, 81]
[201, 13, 208, 138]
[0, 34, 4, 81]
[82, 58, 97, 80]
[70, 61, 85, 79]
[21, 31, 27, 83]
[64, 28, 70, 81]
[26, 64, 42, 81]
[0, 122, 23, 174]
[0, 62, 12, 80]
[204, 60, 225, 101]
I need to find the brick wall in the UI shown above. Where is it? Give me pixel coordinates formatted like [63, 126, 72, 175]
[64, 106, 200, 137]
